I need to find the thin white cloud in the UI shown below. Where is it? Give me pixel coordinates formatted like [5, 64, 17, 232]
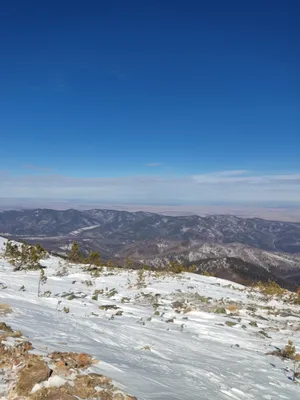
[0, 170, 299, 204]
[210, 170, 249, 177]
[146, 162, 163, 167]
[192, 171, 300, 185]
[22, 164, 54, 172]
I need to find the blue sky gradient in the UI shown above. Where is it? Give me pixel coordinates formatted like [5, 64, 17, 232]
[0, 1, 299, 204]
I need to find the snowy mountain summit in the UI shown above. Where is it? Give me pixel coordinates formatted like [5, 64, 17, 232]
[0, 237, 300, 399]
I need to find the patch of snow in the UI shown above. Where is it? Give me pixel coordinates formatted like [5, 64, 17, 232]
[180, 226, 189, 233]
[69, 225, 100, 236]
[60, 243, 73, 251]
[31, 375, 67, 394]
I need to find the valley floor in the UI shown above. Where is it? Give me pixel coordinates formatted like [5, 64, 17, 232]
[0, 238, 299, 399]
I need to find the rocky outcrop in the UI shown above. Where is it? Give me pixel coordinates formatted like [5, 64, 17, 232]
[49, 351, 94, 372]
[0, 320, 137, 400]
[13, 358, 51, 397]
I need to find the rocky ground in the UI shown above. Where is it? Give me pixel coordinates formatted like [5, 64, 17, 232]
[0, 318, 136, 400]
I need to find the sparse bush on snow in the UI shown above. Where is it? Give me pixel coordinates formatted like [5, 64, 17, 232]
[4, 240, 47, 271]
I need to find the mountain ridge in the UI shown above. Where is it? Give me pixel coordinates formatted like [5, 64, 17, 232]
[1, 208, 300, 289]
[1, 208, 300, 253]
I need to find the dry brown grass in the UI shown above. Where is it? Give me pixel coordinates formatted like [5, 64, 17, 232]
[226, 303, 240, 314]
[0, 303, 13, 316]
[183, 306, 193, 314]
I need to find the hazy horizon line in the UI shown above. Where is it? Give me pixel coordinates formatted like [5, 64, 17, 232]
[0, 198, 299, 222]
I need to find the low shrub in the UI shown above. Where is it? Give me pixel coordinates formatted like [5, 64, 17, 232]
[4, 240, 47, 271]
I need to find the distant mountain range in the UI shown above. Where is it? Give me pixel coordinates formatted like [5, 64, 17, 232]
[1, 208, 300, 288]
[120, 239, 300, 289]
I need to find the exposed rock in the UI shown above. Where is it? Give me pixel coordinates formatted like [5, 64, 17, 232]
[99, 304, 119, 310]
[114, 394, 137, 400]
[48, 351, 93, 371]
[166, 318, 174, 323]
[0, 321, 13, 332]
[53, 359, 73, 377]
[0, 340, 32, 368]
[76, 352, 93, 368]
[1, 327, 136, 400]
[113, 394, 125, 400]
[0, 329, 22, 341]
[13, 357, 51, 396]
[249, 321, 258, 327]
[30, 387, 76, 400]
[72, 374, 113, 398]
[172, 301, 185, 309]
[225, 321, 237, 327]
[280, 311, 300, 318]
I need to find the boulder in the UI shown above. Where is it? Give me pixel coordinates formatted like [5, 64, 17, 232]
[13, 357, 51, 396]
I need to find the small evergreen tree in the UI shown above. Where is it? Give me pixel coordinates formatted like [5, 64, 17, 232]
[4, 240, 20, 259]
[125, 258, 133, 268]
[4, 240, 47, 271]
[69, 241, 82, 263]
[107, 259, 115, 269]
[87, 251, 101, 267]
[38, 268, 47, 297]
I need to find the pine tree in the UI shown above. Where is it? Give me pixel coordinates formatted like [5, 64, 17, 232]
[4, 240, 20, 259]
[38, 268, 47, 297]
[4, 241, 47, 271]
[125, 258, 133, 268]
[69, 241, 82, 263]
[107, 259, 115, 269]
[87, 251, 101, 267]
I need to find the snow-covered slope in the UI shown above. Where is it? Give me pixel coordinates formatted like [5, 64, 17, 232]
[0, 237, 300, 399]
[133, 240, 300, 269]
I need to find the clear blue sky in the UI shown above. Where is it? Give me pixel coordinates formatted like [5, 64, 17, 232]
[0, 0, 299, 204]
